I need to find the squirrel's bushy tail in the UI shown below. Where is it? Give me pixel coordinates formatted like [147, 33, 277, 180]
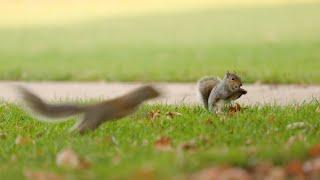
[17, 86, 86, 120]
[16, 85, 160, 134]
[196, 76, 220, 109]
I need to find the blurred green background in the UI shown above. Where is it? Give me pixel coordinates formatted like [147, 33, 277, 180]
[0, 0, 319, 83]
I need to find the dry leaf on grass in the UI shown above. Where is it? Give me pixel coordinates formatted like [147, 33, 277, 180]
[154, 136, 172, 151]
[286, 160, 304, 177]
[75, 158, 90, 169]
[228, 103, 242, 116]
[56, 148, 90, 169]
[309, 144, 320, 158]
[35, 132, 45, 138]
[179, 140, 197, 152]
[165, 111, 182, 119]
[24, 170, 62, 180]
[148, 110, 161, 120]
[15, 135, 34, 145]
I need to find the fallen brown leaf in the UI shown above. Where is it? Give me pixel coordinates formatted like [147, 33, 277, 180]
[56, 148, 90, 169]
[35, 132, 45, 138]
[309, 144, 320, 158]
[286, 160, 304, 177]
[235, 103, 241, 111]
[228, 103, 242, 116]
[24, 169, 62, 180]
[79, 157, 91, 169]
[179, 140, 197, 152]
[165, 111, 182, 119]
[15, 135, 34, 145]
[154, 136, 172, 151]
[148, 110, 161, 120]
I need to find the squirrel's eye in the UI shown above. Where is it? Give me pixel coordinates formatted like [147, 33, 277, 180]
[231, 78, 235, 81]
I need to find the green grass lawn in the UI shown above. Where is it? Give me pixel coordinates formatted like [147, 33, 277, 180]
[0, 3, 320, 83]
[0, 103, 319, 179]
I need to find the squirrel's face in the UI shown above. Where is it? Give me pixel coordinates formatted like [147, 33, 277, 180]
[225, 72, 243, 92]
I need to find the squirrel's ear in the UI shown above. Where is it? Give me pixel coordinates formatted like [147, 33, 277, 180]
[226, 71, 231, 77]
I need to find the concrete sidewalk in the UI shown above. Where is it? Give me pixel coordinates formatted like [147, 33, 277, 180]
[0, 82, 319, 105]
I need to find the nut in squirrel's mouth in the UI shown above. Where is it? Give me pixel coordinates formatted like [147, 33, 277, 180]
[242, 89, 247, 94]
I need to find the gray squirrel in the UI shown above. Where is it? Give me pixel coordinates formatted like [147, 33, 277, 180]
[197, 72, 247, 114]
[16, 85, 160, 134]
